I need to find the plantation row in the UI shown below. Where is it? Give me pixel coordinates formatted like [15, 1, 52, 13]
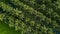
[10, 0, 60, 27]
[9, 0, 60, 27]
[19, 0, 60, 24]
[0, 0, 60, 34]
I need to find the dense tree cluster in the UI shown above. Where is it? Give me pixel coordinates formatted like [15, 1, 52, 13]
[0, 0, 60, 34]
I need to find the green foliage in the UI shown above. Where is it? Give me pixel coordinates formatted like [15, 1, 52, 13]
[0, 0, 60, 34]
[0, 14, 5, 21]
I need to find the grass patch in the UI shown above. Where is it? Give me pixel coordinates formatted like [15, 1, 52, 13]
[0, 21, 21, 34]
